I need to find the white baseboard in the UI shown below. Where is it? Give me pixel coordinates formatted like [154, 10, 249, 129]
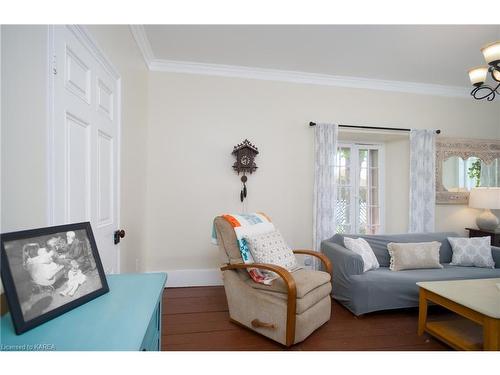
[158, 268, 223, 288]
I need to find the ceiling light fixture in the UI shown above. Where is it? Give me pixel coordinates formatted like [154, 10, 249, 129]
[468, 41, 500, 101]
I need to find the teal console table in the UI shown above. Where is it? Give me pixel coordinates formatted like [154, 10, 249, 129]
[0, 273, 167, 351]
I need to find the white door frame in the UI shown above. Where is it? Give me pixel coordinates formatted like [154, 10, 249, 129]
[46, 25, 122, 272]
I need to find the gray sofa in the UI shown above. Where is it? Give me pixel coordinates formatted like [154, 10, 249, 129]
[321, 232, 500, 316]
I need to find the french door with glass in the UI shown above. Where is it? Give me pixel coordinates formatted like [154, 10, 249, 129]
[336, 143, 384, 235]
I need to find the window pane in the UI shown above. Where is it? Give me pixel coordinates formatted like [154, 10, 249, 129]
[359, 149, 368, 188]
[369, 206, 380, 227]
[369, 149, 378, 167]
[359, 186, 367, 201]
[337, 186, 350, 201]
[336, 148, 352, 235]
[369, 187, 379, 206]
[337, 147, 351, 167]
[359, 199, 367, 226]
[336, 186, 351, 228]
[359, 149, 368, 167]
[367, 149, 380, 234]
[337, 166, 350, 186]
[369, 168, 379, 188]
[359, 169, 368, 187]
[336, 225, 351, 234]
[336, 210, 351, 229]
[336, 203, 350, 222]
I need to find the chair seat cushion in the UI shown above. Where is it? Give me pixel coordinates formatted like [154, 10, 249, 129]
[245, 269, 331, 298]
[258, 282, 332, 314]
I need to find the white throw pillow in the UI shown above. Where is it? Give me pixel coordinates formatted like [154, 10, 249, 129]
[387, 242, 443, 271]
[344, 237, 380, 272]
[448, 236, 495, 269]
[244, 230, 298, 272]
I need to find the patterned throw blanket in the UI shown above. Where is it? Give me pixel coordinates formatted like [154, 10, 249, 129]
[211, 212, 278, 285]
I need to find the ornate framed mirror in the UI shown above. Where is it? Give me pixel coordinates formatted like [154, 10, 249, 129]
[436, 137, 500, 204]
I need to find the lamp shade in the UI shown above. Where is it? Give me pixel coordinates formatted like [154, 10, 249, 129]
[468, 66, 488, 86]
[481, 41, 500, 65]
[469, 187, 500, 209]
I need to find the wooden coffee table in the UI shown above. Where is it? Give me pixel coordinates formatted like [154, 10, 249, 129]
[417, 278, 500, 351]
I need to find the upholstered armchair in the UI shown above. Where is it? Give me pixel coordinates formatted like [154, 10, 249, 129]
[213, 216, 333, 347]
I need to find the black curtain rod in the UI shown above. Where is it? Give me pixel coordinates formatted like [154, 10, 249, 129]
[309, 122, 441, 134]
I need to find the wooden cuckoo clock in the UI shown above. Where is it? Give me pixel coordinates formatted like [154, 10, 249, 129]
[232, 139, 259, 202]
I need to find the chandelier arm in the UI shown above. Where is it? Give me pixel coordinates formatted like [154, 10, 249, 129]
[470, 85, 496, 101]
[494, 82, 500, 95]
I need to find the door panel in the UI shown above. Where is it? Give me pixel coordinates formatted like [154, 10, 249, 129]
[65, 47, 91, 103]
[97, 130, 113, 225]
[97, 78, 113, 120]
[66, 112, 91, 222]
[52, 26, 120, 274]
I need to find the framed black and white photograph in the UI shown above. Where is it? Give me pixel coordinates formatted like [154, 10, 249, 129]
[1, 222, 109, 334]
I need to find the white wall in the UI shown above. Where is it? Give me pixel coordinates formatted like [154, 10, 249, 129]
[145, 71, 500, 275]
[1, 25, 50, 295]
[384, 137, 410, 233]
[1, 26, 49, 232]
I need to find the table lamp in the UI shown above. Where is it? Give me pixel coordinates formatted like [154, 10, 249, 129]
[469, 187, 500, 231]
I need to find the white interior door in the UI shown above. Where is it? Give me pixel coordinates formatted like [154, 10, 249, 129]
[50, 26, 120, 274]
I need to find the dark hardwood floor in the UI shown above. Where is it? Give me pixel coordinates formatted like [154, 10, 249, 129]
[162, 286, 453, 351]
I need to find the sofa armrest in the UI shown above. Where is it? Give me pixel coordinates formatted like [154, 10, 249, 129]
[321, 241, 364, 278]
[492, 246, 500, 268]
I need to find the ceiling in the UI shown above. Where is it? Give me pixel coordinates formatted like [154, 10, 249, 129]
[142, 25, 500, 87]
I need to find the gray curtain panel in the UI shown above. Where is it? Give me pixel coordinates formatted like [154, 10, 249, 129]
[313, 123, 338, 268]
[409, 129, 436, 233]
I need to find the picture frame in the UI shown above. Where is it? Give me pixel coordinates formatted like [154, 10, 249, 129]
[1, 222, 109, 334]
[435, 137, 500, 205]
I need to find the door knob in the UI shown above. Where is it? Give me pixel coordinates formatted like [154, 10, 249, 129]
[114, 229, 125, 245]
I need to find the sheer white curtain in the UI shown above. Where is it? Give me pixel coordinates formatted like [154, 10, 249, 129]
[313, 123, 338, 268]
[409, 129, 436, 233]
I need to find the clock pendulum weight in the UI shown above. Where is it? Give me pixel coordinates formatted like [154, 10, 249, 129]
[240, 174, 248, 202]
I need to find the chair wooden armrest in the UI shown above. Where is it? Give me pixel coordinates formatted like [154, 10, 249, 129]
[292, 249, 333, 276]
[220, 262, 297, 346]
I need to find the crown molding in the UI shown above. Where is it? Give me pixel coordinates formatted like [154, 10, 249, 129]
[130, 25, 470, 99]
[149, 59, 470, 98]
[130, 25, 154, 66]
